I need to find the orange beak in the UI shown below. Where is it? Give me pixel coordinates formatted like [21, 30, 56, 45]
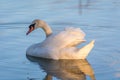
[26, 23, 35, 35]
[26, 26, 34, 35]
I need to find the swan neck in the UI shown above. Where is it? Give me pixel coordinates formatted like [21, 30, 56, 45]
[42, 24, 52, 37]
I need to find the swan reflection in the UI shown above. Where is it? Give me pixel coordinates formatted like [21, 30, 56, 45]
[27, 56, 96, 80]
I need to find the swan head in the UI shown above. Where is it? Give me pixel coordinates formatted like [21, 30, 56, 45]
[26, 19, 46, 35]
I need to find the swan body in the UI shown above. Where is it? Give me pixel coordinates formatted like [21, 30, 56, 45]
[26, 19, 95, 60]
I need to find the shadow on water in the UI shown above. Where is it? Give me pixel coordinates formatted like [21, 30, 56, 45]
[79, 0, 91, 14]
[26, 55, 96, 80]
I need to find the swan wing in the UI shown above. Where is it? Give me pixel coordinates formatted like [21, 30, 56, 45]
[43, 27, 85, 48]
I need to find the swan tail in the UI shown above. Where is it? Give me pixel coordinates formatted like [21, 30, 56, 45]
[77, 40, 95, 59]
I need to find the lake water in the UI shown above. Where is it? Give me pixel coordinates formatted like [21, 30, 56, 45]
[0, 0, 120, 80]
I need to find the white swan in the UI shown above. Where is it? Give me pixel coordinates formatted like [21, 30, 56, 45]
[26, 19, 95, 60]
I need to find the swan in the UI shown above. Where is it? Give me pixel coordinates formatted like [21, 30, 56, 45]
[26, 19, 95, 60]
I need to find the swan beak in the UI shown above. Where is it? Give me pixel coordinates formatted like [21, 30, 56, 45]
[26, 24, 35, 35]
[26, 28, 33, 35]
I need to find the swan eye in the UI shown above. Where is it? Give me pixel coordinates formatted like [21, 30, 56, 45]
[29, 23, 35, 29]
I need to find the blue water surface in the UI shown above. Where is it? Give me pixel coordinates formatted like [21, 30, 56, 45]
[0, 0, 120, 80]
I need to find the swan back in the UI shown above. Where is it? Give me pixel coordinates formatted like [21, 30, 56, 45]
[42, 27, 85, 48]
